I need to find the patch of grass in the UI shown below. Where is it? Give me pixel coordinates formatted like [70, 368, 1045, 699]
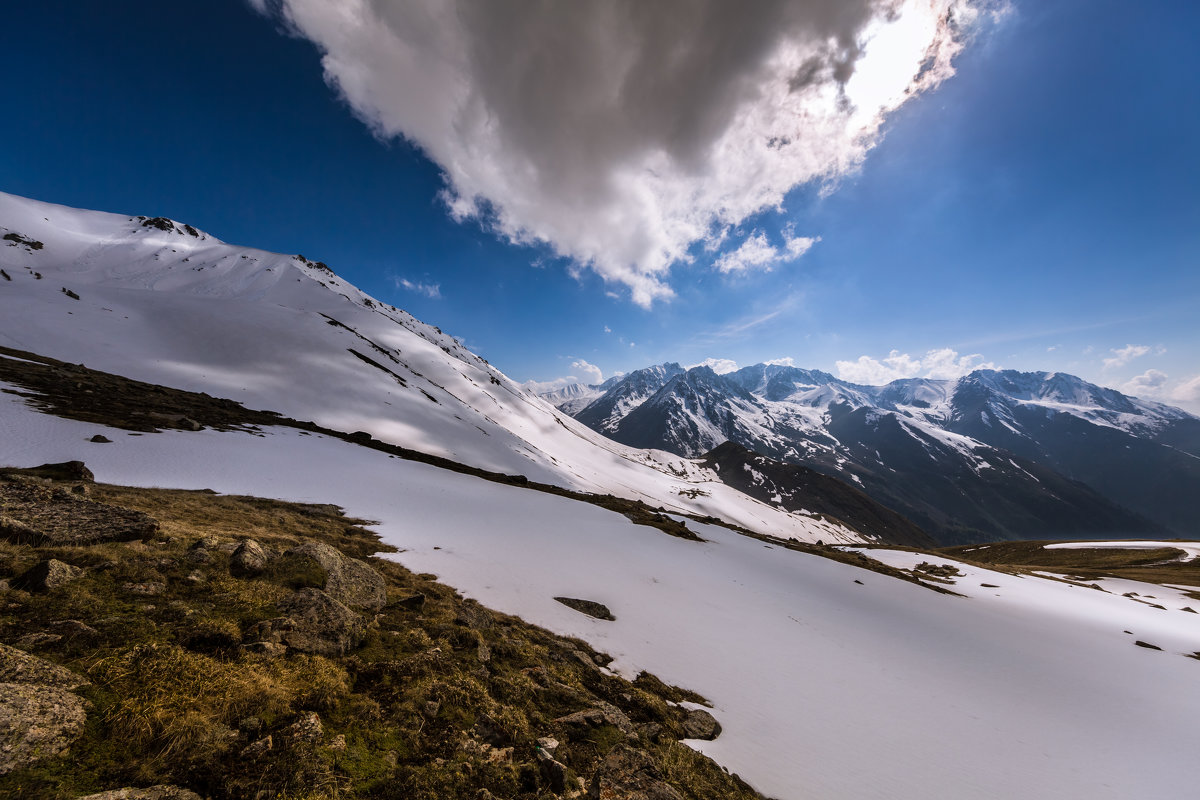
[938, 540, 1200, 588]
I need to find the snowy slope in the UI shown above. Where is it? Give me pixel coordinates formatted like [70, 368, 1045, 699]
[4, 393, 1199, 800]
[0, 191, 861, 544]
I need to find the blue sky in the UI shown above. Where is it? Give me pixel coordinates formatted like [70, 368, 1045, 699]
[3, 1, 1197, 410]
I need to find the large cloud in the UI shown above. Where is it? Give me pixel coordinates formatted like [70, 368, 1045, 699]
[254, 0, 996, 305]
[836, 347, 996, 384]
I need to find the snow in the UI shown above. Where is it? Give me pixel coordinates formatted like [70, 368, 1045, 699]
[1044, 541, 1200, 562]
[5, 395, 1200, 800]
[0, 191, 856, 545]
[6, 192, 1200, 798]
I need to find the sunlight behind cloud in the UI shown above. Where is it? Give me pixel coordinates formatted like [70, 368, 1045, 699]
[259, 0, 997, 306]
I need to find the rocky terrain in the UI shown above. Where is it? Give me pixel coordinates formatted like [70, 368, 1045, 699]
[0, 462, 758, 800]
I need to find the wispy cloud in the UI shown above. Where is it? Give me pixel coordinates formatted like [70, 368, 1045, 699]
[688, 358, 739, 374]
[261, 0, 996, 306]
[713, 229, 819, 274]
[836, 348, 996, 385]
[393, 277, 441, 299]
[1102, 343, 1163, 370]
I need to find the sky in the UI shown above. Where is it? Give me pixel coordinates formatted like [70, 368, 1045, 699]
[2, 0, 1197, 411]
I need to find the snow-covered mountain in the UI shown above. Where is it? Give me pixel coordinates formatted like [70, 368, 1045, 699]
[557, 362, 1200, 543]
[4, 191, 1200, 800]
[0, 191, 867, 544]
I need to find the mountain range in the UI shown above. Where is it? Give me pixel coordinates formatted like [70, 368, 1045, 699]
[550, 362, 1200, 544]
[3, 191, 1199, 800]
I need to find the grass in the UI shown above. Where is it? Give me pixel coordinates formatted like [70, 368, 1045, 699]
[937, 540, 1200, 591]
[0, 467, 768, 800]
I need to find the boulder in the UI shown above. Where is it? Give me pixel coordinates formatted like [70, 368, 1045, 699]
[0, 643, 89, 689]
[680, 708, 721, 741]
[281, 541, 386, 611]
[15, 559, 84, 592]
[75, 787, 203, 800]
[587, 745, 684, 800]
[555, 702, 635, 736]
[0, 682, 89, 775]
[247, 589, 366, 656]
[230, 539, 268, 575]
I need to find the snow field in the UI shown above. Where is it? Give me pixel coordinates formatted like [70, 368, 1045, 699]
[4, 397, 1200, 800]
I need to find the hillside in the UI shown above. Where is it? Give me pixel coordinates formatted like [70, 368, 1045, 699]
[0, 191, 865, 547]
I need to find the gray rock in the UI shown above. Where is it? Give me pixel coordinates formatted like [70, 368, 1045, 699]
[247, 588, 366, 656]
[0, 682, 89, 775]
[0, 643, 89, 689]
[230, 539, 268, 575]
[537, 749, 568, 793]
[15, 559, 84, 592]
[122, 581, 166, 596]
[75, 787, 203, 800]
[455, 599, 494, 630]
[284, 711, 324, 744]
[14, 632, 63, 650]
[89, 434, 113, 444]
[282, 541, 386, 611]
[555, 701, 635, 736]
[588, 745, 684, 800]
[554, 596, 615, 620]
[680, 708, 721, 740]
[240, 735, 273, 760]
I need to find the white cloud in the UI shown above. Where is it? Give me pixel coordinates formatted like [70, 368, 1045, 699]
[603, 326, 612, 334]
[1102, 344, 1151, 370]
[1171, 374, 1200, 409]
[525, 358, 605, 395]
[765, 357, 796, 367]
[689, 358, 739, 374]
[262, 0, 996, 306]
[836, 348, 996, 385]
[1119, 369, 1169, 397]
[713, 230, 820, 274]
[570, 359, 603, 385]
[393, 277, 441, 298]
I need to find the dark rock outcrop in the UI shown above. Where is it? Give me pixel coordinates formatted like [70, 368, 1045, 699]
[588, 745, 685, 800]
[554, 597, 615, 621]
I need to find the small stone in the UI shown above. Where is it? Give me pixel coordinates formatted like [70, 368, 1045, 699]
[123, 582, 166, 597]
[75, 785, 203, 800]
[186, 571, 205, 584]
[536, 736, 559, 754]
[285, 711, 324, 743]
[89, 434, 112, 444]
[328, 733, 347, 752]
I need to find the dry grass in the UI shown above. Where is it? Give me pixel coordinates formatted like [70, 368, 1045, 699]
[938, 540, 1200, 588]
